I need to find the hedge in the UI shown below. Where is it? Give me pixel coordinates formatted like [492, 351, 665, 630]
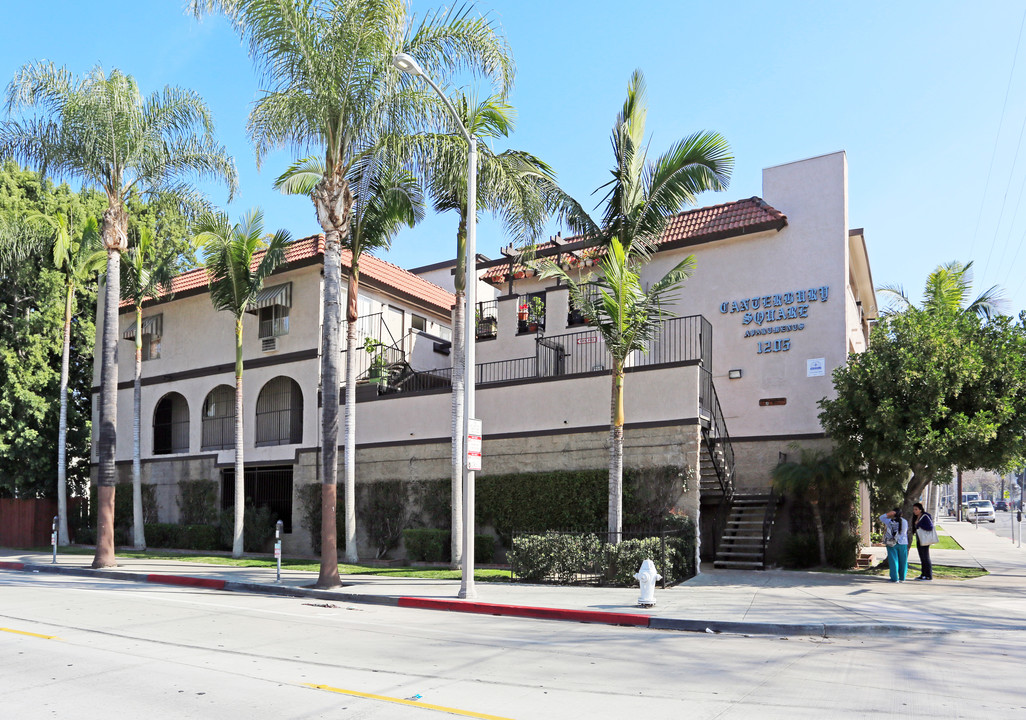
[402, 528, 495, 564]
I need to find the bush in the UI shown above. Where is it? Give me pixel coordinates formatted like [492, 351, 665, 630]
[86, 481, 157, 546]
[507, 532, 602, 584]
[826, 533, 861, 569]
[603, 537, 664, 586]
[403, 528, 447, 562]
[402, 528, 496, 564]
[145, 523, 220, 551]
[780, 532, 860, 569]
[217, 504, 277, 553]
[360, 480, 411, 559]
[178, 480, 218, 525]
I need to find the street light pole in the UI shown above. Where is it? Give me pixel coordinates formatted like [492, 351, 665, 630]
[393, 53, 477, 598]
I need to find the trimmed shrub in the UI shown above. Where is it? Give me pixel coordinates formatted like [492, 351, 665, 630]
[360, 480, 411, 559]
[403, 528, 496, 564]
[86, 481, 157, 546]
[403, 528, 447, 562]
[603, 537, 664, 586]
[178, 480, 218, 525]
[145, 523, 220, 551]
[217, 504, 277, 553]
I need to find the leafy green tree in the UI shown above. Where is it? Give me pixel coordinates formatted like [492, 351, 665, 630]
[193, 0, 512, 586]
[1, 62, 237, 567]
[820, 307, 1026, 517]
[196, 209, 289, 558]
[416, 93, 560, 567]
[121, 227, 179, 549]
[538, 70, 732, 538]
[771, 446, 853, 566]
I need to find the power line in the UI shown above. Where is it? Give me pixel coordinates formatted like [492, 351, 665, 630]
[969, 8, 1026, 263]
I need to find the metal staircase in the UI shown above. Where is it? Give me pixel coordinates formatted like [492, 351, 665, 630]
[714, 491, 781, 570]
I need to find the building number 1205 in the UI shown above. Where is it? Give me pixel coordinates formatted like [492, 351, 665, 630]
[757, 338, 790, 354]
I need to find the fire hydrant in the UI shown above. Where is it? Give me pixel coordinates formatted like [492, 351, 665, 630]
[634, 558, 661, 607]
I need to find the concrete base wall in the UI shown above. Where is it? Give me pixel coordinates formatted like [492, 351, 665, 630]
[98, 422, 703, 561]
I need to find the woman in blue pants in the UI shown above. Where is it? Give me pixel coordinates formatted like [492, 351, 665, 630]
[880, 508, 909, 582]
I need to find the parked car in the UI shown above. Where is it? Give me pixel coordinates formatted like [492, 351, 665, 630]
[966, 500, 996, 523]
[995, 500, 1009, 511]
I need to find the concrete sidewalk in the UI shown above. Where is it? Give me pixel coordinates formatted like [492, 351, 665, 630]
[3, 516, 1024, 638]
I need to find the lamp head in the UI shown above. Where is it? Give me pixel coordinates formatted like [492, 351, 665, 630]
[392, 53, 423, 77]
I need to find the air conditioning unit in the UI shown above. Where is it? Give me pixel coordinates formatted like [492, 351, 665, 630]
[261, 337, 278, 352]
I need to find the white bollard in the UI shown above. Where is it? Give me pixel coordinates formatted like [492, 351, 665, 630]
[634, 558, 661, 608]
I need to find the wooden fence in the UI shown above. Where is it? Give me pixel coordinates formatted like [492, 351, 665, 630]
[0, 498, 58, 548]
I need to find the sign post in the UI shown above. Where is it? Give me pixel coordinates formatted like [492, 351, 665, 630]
[51, 515, 58, 564]
[274, 520, 283, 583]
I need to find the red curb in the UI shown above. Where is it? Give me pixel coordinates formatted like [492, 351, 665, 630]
[397, 597, 651, 627]
[146, 574, 226, 590]
[0, 561, 26, 571]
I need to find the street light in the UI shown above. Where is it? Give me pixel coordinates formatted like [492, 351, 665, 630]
[392, 52, 478, 599]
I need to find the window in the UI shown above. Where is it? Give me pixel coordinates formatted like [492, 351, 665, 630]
[517, 292, 546, 333]
[245, 282, 292, 339]
[123, 314, 163, 361]
[255, 376, 303, 446]
[153, 392, 189, 455]
[220, 465, 294, 532]
[411, 314, 427, 332]
[201, 385, 235, 450]
[258, 304, 289, 338]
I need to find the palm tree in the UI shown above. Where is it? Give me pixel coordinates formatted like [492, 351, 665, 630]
[538, 70, 732, 538]
[541, 238, 696, 538]
[771, 446, 850, 567]
[36, 213, 105, 545]
[277, 152, 424, 578]
[1, 62, 237, 568]
[415, 93, 559, 567]
[121, 227, 179, 550]
[193, 0, 512, 586]
[196, 209, 289, 558]
[878, 260, 1004, 319]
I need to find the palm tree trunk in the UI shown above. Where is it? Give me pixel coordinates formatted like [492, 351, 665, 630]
[232, 317, 245, 558]
[132, 304, 145, 550]
[810, 499, 827, 566]
[343, 264, 359, 565]
[56, 283, 73, 546]
[317, 228, 342, 586]
[93, 244, 122, 569]
[608, 361, 625, 542]
[450, 218, 469, 568]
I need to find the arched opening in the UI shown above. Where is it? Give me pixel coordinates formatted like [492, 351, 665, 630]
[201, 384, 236, 451]
[153, 392, 189, 455]
[255, 376, 303, 446]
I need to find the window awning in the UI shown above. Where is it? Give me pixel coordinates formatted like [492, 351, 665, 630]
[245, 282, 292, 314]
[123, 314, 163, 341]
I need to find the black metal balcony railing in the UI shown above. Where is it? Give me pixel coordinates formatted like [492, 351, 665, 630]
[476, 299, 499, 339]
[383, 314, 711, 398]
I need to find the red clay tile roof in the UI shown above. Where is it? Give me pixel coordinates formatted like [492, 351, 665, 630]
[128, 234, 455, 314]
[482, 197, 787, 283]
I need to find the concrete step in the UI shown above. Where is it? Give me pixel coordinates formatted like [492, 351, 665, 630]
[714, 560, 765, 570]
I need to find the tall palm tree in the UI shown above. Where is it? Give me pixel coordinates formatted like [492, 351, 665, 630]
[539, 70, 732, 538]
[1, 62, 237, 568]
[196, 209, 289, 558]
[277, 152, 424, 578]
[193, 0, 512, 587]
[541, 237, 696, 538]
[38, 213, 105, 545]
[771, 446, 850, 567]
[417, 93, 560, 567]
[878, 260, 1004, 319]
[121, 227, 179, 550]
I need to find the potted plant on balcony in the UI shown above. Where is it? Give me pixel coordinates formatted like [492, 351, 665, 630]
[476, 307, 498, 339]
[363, 337, 388, 385]
[527, 296, 546, 332]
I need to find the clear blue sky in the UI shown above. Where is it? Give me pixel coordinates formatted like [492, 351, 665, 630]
[5, 1, 1026, 314]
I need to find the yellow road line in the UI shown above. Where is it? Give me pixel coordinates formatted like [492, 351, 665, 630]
[303, 683, 514, 720]
[0, 627, 59, 640]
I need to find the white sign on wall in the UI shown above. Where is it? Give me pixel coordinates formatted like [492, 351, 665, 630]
[807, 358, 825, 377]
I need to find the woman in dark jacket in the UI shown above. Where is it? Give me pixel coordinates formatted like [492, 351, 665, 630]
[911, 502, 934, 581]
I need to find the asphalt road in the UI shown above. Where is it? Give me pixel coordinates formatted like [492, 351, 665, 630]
[3, 572, 1026, 718]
